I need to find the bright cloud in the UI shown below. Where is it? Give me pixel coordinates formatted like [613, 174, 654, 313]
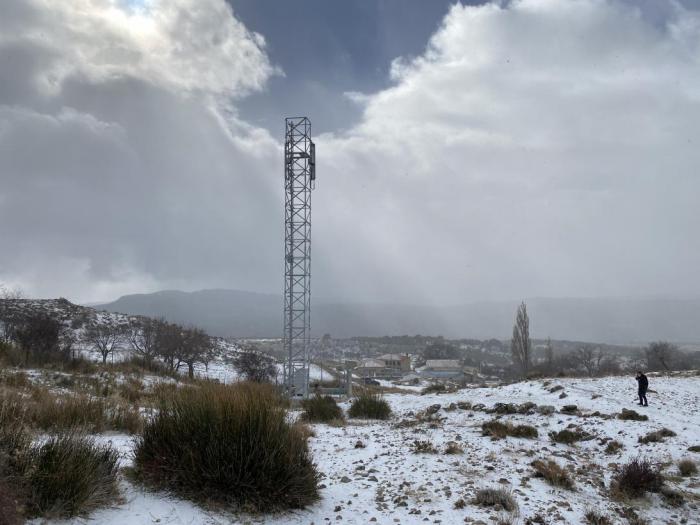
[316, 0, 700, 303]
[1, 0, 699, 307]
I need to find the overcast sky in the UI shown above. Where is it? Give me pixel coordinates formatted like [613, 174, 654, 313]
[1, 0, 699, 305]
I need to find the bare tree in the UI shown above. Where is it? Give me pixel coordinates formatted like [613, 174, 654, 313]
[126, 318, 159, 365]
[153, 320, 182, 371]
[645, 341, 678, 371]
[84, 323, 124, 364]
[573, 346, 598, 377]
[0, 285, 24, 343]
[178, 327, 213, 378]
[510, 301, 531, 378]
[544, 337, 554, 374]
[233, 345, 277, 383]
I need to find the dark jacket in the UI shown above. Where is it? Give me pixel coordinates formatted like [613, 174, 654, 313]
[636, 374, 649, 392]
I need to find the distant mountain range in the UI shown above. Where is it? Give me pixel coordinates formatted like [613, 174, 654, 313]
[93, 289, 700, 344]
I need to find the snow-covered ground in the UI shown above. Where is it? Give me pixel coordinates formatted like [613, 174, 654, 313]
[43, 374, 700, 525]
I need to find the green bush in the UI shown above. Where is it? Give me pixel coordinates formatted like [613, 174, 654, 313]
[133, 382, 319, 511]
[301, 395, 343, 423]
[482, 420, 538, 439]
[26, 434, 119, 518]
[347, 390, 392, 420]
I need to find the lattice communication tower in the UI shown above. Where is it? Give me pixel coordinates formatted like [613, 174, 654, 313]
[283, 117, 316, 396]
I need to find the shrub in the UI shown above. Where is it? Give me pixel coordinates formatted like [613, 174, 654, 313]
[678, 458, 697, 477]
[491, 403, 517, 414]
[472, 487, 517, 512]
[688, 445, 700, 453]
[2, 371, 31, 389]
[604, 440, 623, 455]
[611, 457, 663, 499]
[517, 402, 537, 414]
[530, 459, 574, 490]
[106, 402, 143, 434]
[33, 394, 107, 432]
[0, 341, 24, 367]
[301, 395, 343, 423]
[560, 404, 578, 414]
[133, 382, 319, 511]
[584, 509, 612, 525]
[421, 383, 446, 395]
[549, 428, 592, 444]
[348, 390, 391, 420]
[443, 441, 463, 455]
[482, 420, 538, 439]
[0, 418, 31, 478]
[0, 390, 28, 428]
[638, 428, 676, 444]
[118, 378, 144, 403]
[0, 479, 25, 525]
[26, 434, 119, 518]
[618, 409, 648, 421]
[412, 440, 437, 454]
[659, 486, 685, 507]
[536, 405, 555, 416]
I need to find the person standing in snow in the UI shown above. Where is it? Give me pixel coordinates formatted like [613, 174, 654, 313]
[635, 371, 649, 406]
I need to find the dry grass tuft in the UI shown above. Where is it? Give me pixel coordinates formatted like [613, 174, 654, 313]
[678, 458, 697, 477]
[443, 441, 463, 455]
[604, 440, 623, 455]
[618, 408, 648, 421]
[584, 509, 612, 525]
[472, 487, 518, 513]
[548, 428, 592, 444]
[530, 459, 575, 490]
[412, 440, 437, 454]
[482, 420, 538, 439]
[638, 428, 676, 444]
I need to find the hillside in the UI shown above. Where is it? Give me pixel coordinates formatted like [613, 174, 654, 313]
[95, 290, 700, 343]
[33, 372, 700, 524]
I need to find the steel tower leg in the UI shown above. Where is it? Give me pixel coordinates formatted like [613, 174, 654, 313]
[283, 117, 315, 397]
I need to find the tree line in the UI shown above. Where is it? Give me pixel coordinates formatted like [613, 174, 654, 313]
[0, 304, 214, 377]
[509, 302, 699, 379]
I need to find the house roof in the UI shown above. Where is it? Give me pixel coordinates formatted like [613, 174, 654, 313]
[357, 359, 385, 369]
[425, 359, 461, 369]
[377, 353, 408, 361]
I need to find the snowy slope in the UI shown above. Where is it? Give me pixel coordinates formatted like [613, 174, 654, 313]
[45, 374, 700, 525]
